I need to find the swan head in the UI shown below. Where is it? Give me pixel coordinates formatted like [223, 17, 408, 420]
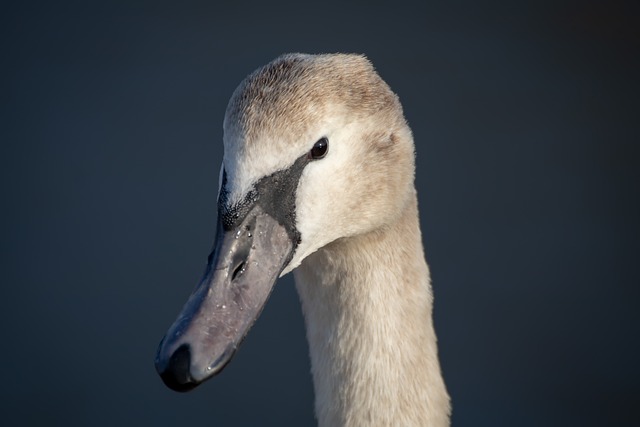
[156, 53, 416, 391]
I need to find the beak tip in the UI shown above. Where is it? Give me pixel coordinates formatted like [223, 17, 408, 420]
[156, 343, 200, 392]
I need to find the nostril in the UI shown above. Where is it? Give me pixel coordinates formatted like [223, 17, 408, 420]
[158, 344, 198, 392]
[231, 262, 246, 281]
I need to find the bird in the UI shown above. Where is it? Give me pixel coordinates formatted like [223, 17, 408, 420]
[155, 53, 451, 427]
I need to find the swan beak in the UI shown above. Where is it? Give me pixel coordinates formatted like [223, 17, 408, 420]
[155, 205, 294, 392]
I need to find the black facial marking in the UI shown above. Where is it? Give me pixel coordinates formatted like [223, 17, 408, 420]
[218, 153, 310, 247]
[218, 173, 258, 230]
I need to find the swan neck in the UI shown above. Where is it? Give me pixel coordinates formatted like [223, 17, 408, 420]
[294, 193, 450, 427]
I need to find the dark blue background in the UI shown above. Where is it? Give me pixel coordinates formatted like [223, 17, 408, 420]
[2, 1, 638, 426]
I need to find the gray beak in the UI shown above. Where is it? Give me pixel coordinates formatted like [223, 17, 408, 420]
[154, 204, 294, 391]
[155, 155, 309, 392]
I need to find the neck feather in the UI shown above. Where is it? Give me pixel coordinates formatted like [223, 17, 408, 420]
[294, 192, 450, 427]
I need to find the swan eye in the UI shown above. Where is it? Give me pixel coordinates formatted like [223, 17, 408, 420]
[309, 137, 328, 160]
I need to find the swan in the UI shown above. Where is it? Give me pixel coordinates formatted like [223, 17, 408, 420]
[155, 53, 451, 427]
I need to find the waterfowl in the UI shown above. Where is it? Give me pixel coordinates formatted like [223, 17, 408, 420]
[155, 53, 451, 427]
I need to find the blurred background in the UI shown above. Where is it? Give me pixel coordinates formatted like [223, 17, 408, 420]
[1, 1, 638, 426]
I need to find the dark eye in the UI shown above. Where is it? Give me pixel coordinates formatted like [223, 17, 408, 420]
[310, 137, 329, 159]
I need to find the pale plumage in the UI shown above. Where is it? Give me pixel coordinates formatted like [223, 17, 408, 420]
[156, 53, 450, 427]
